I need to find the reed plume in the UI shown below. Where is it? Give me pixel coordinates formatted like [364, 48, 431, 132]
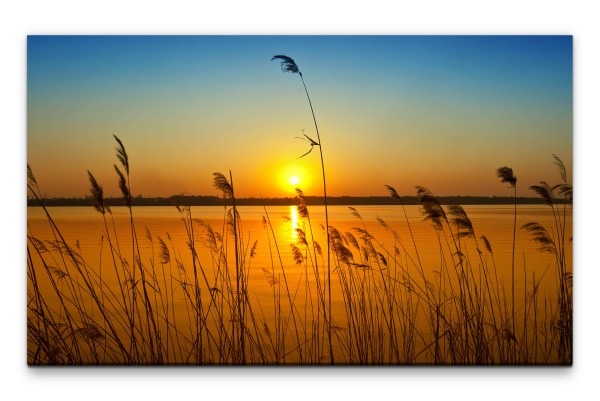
[27, 164, 37, 186]
[448, 204, 474, 238]
[213, 172, 233, 199]
[113, 134, 129, 174]
[158, 237, 170, 265]
[114, 166, 131, 207]
[496, 167, 517, 187]
[480, 235, 493, 255]
[416, 186, 446, 230]
[272, 55, 301, 75]
[521, 222, 556, 254]
[87, 171, 106, 215]
[529, 182, 554, 206]
[295, 188, 309, 218]
[290, 244, 304, 266]
[552, 154, 567, 183]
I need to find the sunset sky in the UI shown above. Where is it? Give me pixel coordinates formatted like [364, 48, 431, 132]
[27, 35, 572, 198]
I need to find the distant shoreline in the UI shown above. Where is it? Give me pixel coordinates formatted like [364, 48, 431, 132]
[27, 195, 563, 207]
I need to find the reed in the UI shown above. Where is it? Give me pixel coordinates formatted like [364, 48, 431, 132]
[272, 55, 334, 364]
[496, 165, 518, 353]
[521, 155, 572, 364]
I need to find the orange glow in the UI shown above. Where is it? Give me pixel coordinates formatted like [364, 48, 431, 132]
[275, 164, 314, 195]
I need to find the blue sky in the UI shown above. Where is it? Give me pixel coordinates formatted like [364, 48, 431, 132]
[27, 35, 572, 197]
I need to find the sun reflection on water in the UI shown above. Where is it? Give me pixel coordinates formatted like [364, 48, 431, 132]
[290, 205, 298, 239]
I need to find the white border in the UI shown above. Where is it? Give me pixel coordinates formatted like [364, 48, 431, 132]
[4, 1, 598, 400]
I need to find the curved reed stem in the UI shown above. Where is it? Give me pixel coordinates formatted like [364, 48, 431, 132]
[272, 55, 334, 364]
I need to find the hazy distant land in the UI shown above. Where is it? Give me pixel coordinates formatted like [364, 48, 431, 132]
[27, 195, 563, 207]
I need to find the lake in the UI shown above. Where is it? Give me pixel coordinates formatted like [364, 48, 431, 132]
[27, 204, 572, 364]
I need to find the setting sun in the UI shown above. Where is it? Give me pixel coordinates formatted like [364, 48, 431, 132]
[276, 163, 314, 194]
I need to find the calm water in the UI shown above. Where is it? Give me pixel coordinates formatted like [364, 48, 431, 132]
[27, 204, 572, 364]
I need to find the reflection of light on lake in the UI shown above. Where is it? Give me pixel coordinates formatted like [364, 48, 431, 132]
[290, 205, 298, 239]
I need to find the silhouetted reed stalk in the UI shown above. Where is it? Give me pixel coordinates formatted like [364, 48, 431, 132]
[113, 135, 139, 358]
[522, 155, 572, 363]
[114, 134, 162, 362]
[213, 171, 247, 363]
[27, 165, 132, 363]
[272, 55, 334, 364]
[496, 166, 518, 351]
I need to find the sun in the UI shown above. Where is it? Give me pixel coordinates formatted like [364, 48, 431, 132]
[278, 164, 311, 194]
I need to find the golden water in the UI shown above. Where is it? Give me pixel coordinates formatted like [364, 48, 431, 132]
[27, 204, 572, 364]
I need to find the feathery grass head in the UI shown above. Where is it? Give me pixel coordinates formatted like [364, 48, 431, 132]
[385, 184, 401, 200]
[496, 166, 517, 188]
[378, 252, 388, 268]
[352, 226, 374, 242]
[557, 183, 573, 204]
[295, 227, 308, 246]
[313, 241, 322, 256]
[272, 55, 302, 76]
[552, 154, 567, 183]
[376, 216, 390, 230]
[78, 322, 104, 342]
[225, 208, 241, 238]
[416, 186, 446, 230]
[330, 226, 353, 266]
[522, 222, 556, 254]
[27, 164, 37, 187]
[448, 204, 474, 238]
[480, 235, 493, 255]
[295, 188, 309, 218]
[113, 134, 129, 175]
[348, 206, 362, 221]
[200, 222, 219, 252]
[344, 231, 360, 250]
[214, 230, 223, 245]
[376, 215, 399, 238]
[158, 237, 170, 264]
[29, 237, 48, 253]
[114, 165, 131, 207]
[250, 240, 258, 259]
[530, 182, 554, 206]
[49, 265, 69, 281]
[87, 171, 105, 215]
[262, 267, 279, 286]
[213, 172, 233, 199]
[290, 244, 304, 266]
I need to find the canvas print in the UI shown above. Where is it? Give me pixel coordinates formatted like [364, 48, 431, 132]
[27, 36, 572, 365]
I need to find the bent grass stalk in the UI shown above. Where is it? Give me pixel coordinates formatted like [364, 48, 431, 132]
[496, 165, 518, 359]
[272, 54, 334, 364]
